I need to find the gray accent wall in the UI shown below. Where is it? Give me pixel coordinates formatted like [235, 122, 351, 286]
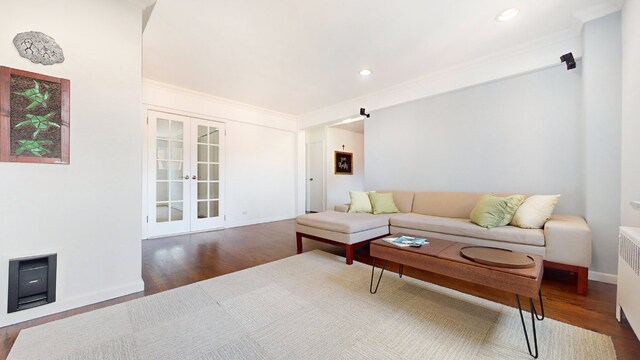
[365, 65, 583, 215]
[365, 14, 623, 275]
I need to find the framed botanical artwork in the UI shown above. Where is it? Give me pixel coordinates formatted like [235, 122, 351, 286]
[334, 151, 353, 175]
[0, 66, 70, 164]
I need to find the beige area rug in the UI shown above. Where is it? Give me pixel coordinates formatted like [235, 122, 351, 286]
[8, 250, 615, 360]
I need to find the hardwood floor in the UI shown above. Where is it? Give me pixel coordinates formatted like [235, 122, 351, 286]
[2, 219, 639, 359]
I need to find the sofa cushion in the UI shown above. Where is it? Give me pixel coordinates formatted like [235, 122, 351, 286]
[377, 190, 414, 213]
[511, 194, 560, 229]
[412, 192, 486, 218]
[296, 211, 391, 234]
[390, 213, 544, 246]
[369, 192, 399, 214]
[348, 191, 373, 213]
[469, 194, 525, 228]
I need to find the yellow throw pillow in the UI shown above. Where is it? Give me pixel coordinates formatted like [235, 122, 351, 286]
[368, 192, 399, 214]
[510, 194, 560, 229]
[348, 191, 373, 213]
[470, 194, 525, 228]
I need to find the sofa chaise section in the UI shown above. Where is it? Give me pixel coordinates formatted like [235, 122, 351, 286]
[295, 211, 391, 264]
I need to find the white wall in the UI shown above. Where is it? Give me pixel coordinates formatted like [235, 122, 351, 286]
[365, 65, 584, 216]
[621, 0, 640, 227]
[0, 0, 144, 327]
[582, 13, 622, 276]
[325, 128, 365, 210]
[142, 81, 298, 231]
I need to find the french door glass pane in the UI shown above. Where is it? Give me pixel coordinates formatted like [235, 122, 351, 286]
[156, 182, 169, 202]
[169, 161, 183, 180]
[198, 163, 208, 180]
[156, 203, 169, 222]
[157, 140, 169, 160]
[171, 202, 183, 221]
[210, 201, 219, 217]
[209, 182, 219, 199]
[171, 121, 183, 140]
[209, 146, 219, 163]
[210, 129, 219, 145]
[171, 182, 183, 201]
[198, 125, 208, 143]
[170, 142, 183, 160]
[157, 119, 170, 139]
[157, 161, 168, 180]
[197, 182, 207, 200]
[198, 201, 208, 218]
[198, 145, 208, 162]
[210, 164, 219, 180]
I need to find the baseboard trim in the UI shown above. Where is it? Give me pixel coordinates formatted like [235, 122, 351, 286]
[0, 278, 144, 328]
[225, 215, 295, 229]
[589, 270, 617, 284]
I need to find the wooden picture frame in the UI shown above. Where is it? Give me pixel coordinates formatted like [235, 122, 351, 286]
[334, 151, 353, 175]
[0, 66, 70, 164]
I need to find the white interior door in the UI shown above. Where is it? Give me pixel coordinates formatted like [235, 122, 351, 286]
[147, 111, 191, 237]
[308, 141, 324, 212]
[147, 111, 225, 237]
[190, 118, 225, 231]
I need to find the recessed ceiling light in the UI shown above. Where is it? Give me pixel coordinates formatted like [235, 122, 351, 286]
[496, 8, 519, 22]
[359, 69, 372, 76]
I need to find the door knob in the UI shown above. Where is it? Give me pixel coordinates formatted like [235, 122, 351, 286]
[184, 175, 189, 180]
[310, 178, 314, 181]
[192, 175, 197, 180]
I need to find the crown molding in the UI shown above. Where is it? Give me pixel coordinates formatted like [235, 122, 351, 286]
[299, 29, 582, 129]
[142, 78, 298, 122]
[128, 0, 156, 9]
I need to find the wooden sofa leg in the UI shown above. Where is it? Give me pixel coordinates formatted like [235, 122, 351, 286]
[577, 266, 588, 295]
[345, 245, 354, 265]
[296, 232, 303, 254]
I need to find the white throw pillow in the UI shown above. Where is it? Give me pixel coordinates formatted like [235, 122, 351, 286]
[510, 195, 561, 229]
[348, 191, 373, 213]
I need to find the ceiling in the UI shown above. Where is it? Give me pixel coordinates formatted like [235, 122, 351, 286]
[143, 0, 614, 116]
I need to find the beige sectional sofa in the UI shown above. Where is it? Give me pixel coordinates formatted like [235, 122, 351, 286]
[295, 191, 591, 294]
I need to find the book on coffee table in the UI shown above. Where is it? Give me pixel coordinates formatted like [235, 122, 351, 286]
[383, 236, 429, 247]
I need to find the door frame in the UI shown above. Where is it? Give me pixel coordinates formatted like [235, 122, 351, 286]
[142, 105, 227, 239]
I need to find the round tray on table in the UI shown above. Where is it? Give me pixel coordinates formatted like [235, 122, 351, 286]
[459, 246, 535, 269]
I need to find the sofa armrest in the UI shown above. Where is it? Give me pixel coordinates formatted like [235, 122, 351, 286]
[335, 204, 350, 212]
[543, 214, 592, 268]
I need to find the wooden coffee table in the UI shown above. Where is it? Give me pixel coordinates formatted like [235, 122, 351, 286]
[369, 237, 545, 358]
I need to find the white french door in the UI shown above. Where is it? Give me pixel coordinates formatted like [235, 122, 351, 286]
[147, 111, 225, 237]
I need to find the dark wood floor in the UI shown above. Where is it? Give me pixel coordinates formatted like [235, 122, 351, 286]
[2, 219, 639, 359]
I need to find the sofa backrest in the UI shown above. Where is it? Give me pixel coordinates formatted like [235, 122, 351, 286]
[377, 190, 415, 213]
[411, 192, 514, 219]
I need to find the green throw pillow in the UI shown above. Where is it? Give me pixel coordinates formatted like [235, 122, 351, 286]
[349, 191, 373, 213]
[368, 192, 399, 214]
[470, 194, 525, 228]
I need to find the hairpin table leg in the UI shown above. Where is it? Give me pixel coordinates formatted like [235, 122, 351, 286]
[369, 258, 387, 294]
[516, 291, 545, 358]
[399, 264, 404, 278]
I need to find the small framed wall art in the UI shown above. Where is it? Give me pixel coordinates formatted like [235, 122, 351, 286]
[0, 66, 70, 164]
[334, 151, 353, 175]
